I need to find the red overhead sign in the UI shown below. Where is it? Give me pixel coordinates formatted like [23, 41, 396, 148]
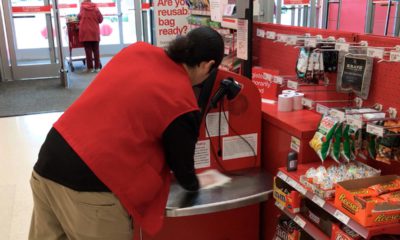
[12, 5, 51, 13]
[284, 0, 310, 5]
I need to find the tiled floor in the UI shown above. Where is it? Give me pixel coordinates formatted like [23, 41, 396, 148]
[0, 112, 62, 240]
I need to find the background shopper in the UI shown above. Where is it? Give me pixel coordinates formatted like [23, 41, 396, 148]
[78, 0, 103, 73]
[29, 26, 224, 240]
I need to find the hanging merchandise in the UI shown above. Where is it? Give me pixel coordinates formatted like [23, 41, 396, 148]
[330, 123, 343, 163]
[322, 50, 338, 72]
[296, 48, 310, 79]
[341, 124, 352, 162]
[309, 115, 339, 162]
[336, 53, 373, 99]
[375, 120, 400, 164]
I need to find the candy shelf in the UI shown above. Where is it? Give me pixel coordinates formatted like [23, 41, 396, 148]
[276, 161, 400, 239]
[274, 201, 330, 240]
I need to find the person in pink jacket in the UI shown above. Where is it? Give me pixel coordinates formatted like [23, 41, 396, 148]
[78, 0, 103, 73]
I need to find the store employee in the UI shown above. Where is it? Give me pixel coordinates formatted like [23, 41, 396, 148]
[29, 26, 224, 240]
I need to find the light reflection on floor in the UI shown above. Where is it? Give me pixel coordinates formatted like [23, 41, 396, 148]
[0, 112, 62, 240]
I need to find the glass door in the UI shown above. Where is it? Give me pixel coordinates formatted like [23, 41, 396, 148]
[1, 0, 60, 80]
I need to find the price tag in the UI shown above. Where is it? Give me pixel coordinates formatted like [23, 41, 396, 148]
[296, 184, 307, 195]
[302, 98, 314, 108]
[312, 195, 326, 208]
[277, 34, 288, 42]
[390, 51, 400, 62]
[287, 80, 298, 90]
[277, 171, 288, 181]
[305, 38, 317, 48]
[329, 109, 345, 122]
[287, 35, 298, 45]
[264, 73, 272, 81]
[293, 215, 306, 228]
[316, 104, 330, 115]
[335, 42, 350, 52]
[290, 136, 301, 153]
[256, 28, 265, 38]
[286, 177, 298, 188]
[334, 210, 350, 224]
[346, 116, 363, 129]
[367, 47, 385, 58]
[273, 76, 284, 84]
[275, 201, 285, 210]
[367, 124, 384, 137]
[266, 31, 276, 40]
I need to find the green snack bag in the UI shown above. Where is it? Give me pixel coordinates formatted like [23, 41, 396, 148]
[330, 123, 343, 163]
[309, 115, 339, 162]
[341, 124, 351, 162]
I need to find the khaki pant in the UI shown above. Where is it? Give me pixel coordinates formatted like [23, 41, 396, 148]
[29, 171, 133, 240]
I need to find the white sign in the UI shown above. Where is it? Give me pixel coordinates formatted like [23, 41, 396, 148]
[335, 42, 350, 52]
[330, 109, 345, 122]
[305, 38, 317, 48]
[237, 19, 248, 60]
[366, 124, 384, 137]
[277, 34, 288, 42]
[194, 140, 211, 169]
[312, 195, 326, 208]
[210, 0, 223, 22]
[287, 35, 298, 45]
[346, 116, 363, 129]
[293, 215, 306, 228]
[316, 104, 330, 115]
[367, 47, 385, 59]
[256, 28, 265, 38]
[222, 133, 258, 160]
[287, 80, 299, 90]
[266, 31, 276, 40]
[277, 171, 288, 181]
[390, 51, 400, 62]
[273, 76, 284, 84]
[290, 136, 301, 153]
[334, 210, 350, 225]
[275, 201, 285, 210]
[302, 98, 314, 108]
[286, 177, 298, 188]
[296, 184, 307, 195]
[154, 0, 189, 47]
[206, 112, 229, 137]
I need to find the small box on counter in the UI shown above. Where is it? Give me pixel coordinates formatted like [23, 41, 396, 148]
[334, 175, 400, 227]
[303, 199, 335, 237]
[331, 224, 362, 240]
[274, 177, 302, 214]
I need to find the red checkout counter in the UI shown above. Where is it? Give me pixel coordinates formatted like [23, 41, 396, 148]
[134, 70, 274, 240]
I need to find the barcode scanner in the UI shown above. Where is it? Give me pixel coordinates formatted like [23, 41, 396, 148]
[210, 77, 242, 109]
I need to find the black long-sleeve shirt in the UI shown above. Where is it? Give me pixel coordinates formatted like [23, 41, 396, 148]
[34, 111, 201, 192]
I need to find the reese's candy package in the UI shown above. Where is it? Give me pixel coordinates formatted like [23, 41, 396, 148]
[369, 179, 400, 195]
[349, 188, 379, 198]
[380, 191, 400, 204]
[310, 115, 339, 162]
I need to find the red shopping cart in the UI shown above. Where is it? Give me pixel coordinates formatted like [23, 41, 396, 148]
[66, 21, 86, 72]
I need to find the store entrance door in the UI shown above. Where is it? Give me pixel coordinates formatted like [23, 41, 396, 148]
[0, 0, 60, 80]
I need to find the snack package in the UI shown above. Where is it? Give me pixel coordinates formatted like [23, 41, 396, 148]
[380, 191, 400, 204]
[368, 179, 400, 195]
[341, 124, 352, 162]
[376, 135, 400, 164]
[309, 115, 339, 162]
[331, 123, 343, 163]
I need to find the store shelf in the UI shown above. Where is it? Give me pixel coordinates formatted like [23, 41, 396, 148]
[275, 201, 330, 240]
[221, 17, 238, 30]
[276, 163, 400, 239]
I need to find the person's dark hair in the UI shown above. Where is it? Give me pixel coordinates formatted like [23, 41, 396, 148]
[165, 27, 224, 70]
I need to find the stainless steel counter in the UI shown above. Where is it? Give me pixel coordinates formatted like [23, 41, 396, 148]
[165, 169, 273, 217]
